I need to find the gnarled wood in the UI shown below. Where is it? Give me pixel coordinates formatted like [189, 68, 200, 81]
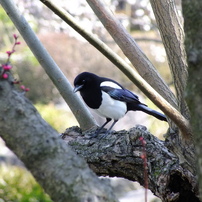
[63, 126, 199, 202]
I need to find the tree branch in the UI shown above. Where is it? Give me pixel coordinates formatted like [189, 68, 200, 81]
[38, 0, 192, 139]
[85, 0, 176, 105]
[63, 126, 198, 202]
[0, 75, 117, 202]
[150, 0, 189, 119]
[0, 0, 96, 131]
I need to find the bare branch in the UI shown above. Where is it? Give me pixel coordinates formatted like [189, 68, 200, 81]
[0, 0, 96, 131]
[103, 37, 163, 44]
[86, 0, 176, 105]
[150, 0, 189, 118]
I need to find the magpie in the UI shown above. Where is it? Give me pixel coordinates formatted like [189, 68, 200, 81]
[73, 72, 167, 137]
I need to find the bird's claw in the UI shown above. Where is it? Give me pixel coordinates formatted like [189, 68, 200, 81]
[89, 128, 109, 139]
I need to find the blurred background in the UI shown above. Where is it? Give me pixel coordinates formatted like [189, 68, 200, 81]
[0, 0, 181, 201]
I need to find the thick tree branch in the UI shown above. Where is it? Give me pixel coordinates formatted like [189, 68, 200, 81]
[0, 0, 96, 131]
[150, 0, 189, 119]
[0, 75, 117, 202]
[63, 126, 199, 202]
[38, 0, 192, 139]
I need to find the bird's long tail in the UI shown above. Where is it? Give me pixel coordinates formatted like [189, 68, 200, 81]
[135, 104, 167, 122]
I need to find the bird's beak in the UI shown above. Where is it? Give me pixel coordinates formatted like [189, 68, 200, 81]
[73, 84, 83, 93]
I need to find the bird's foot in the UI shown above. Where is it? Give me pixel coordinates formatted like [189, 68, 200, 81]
[89, 128, 109, 139]
[98, 132, 110, 140]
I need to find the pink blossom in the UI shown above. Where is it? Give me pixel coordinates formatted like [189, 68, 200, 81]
[20, 85, 25, 90]
[20, 85, 30, 92]
[13, 34, 18, 39]
[6, 51, 12, 56]
[2, 73, 8, 79]
[6, 50, 15, 56]
[2, 64, 12, 71]
[15, 42, 21, 45]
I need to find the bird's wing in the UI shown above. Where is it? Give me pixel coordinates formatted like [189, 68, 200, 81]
[101, 86, 141, 104]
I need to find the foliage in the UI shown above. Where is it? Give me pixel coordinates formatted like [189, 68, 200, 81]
[0, 165, 53, 202]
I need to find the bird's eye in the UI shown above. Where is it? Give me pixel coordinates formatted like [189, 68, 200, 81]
[82, 79, 86, 84]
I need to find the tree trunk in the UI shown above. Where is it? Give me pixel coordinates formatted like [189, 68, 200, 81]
[182, 0, 202, 200]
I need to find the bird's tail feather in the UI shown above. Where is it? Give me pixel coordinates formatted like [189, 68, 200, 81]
[135, 104, 167, 122]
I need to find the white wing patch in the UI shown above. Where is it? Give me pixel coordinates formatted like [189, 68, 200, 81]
[100, 81, 122, 89]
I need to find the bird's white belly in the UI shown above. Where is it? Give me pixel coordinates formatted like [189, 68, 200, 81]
[95, 92, 127, 120]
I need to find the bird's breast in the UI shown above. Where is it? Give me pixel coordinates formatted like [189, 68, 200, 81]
[95, 91, 127, 120]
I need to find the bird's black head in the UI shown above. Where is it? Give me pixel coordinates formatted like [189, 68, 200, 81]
[73, 72, 99, 93]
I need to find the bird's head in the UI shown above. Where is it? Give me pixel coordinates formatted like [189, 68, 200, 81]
[73, 72, 98, 93]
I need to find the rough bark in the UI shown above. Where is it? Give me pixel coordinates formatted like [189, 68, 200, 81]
[63, 126, 199, 202]
[0, 76, 117, 202]
[182, 0, 202, 199]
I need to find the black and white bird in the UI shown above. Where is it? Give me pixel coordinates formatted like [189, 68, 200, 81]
[73, 72, 167, 137]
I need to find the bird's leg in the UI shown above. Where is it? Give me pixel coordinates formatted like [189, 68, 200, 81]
[99, 120, 118, 139]
[90, 118, 111, 138]
[107, 120, 118, 133]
